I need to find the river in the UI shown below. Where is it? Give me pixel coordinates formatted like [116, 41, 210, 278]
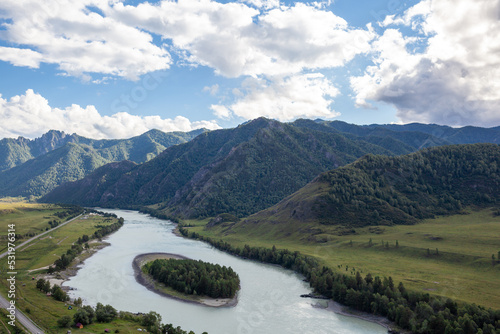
[64, 210, 387, 334]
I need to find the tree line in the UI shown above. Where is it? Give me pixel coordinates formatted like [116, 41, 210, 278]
[145, 258, 240, 299]
[179, 226, 500, 334]
[49, 217, 124, 272]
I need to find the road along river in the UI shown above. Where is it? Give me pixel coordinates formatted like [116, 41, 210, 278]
[64, 210, 387, 334]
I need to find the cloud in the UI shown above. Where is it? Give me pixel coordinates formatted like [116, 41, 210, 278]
[0, 90, 220, 139]
[106, 0, 374, 78]
[0, 0, 171, 80]
[0, 0, 374, 85]
[210, 105, 231, 119]
[203, 84, 219, 96]
[0, 46, 44, 68]
[351, 0, 500, 127]
[211, 73, 340, 121]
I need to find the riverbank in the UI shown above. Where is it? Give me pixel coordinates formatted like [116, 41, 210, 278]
[317, 300, 403, 332]
[176, 221, 405, 333]
[36, 240, 111, 291]
[133, 252, 239, 308]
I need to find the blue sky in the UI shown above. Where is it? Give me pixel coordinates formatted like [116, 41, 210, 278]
[0, 0, 499, 139]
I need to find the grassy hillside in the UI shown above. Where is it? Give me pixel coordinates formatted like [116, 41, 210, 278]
[183, 207, 500, 309]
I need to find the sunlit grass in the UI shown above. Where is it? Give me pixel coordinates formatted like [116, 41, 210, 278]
[185, 207, 500, 309]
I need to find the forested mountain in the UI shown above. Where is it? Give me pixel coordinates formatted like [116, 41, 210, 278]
[0, 129, 204, 197]
[0, 130, 76, 171]
[235, 143, 500, 233]
[293, 119, 500, 151]
[339, 121, 500, 145]
[42, 118, 398, 216]
[42, 119, 500, 219]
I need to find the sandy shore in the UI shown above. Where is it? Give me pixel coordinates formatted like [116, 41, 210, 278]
[36, 241, 110, 291]
[133, 252, 239, 308]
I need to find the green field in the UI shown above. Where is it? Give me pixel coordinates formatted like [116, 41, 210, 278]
[184, 207, 500, 310]
[0, 201, 69, 238]
[0, 203, 152, 334]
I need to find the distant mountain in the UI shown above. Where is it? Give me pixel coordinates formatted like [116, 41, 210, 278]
[232, 143, 500, 236]
[292, 119, 451, 153]
[42, 119, 500, 218]
[0, 129, 205, 197]
[0, 130, 76, 171]
[365, 122, 500, 144]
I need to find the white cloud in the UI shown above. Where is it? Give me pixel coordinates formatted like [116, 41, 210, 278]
[107, 0, 374, 77]
[242, 0, 279, 10]
[210, 104, 231, 118]
[0, 0, 171, 80]
[0, 46, 44, 68]
[203, 84, 219, 96]
[0, 90, 220, 139]
[0, 0, 374, 87]
[212, 73, 340, 121]
[351, 0, 500, 127]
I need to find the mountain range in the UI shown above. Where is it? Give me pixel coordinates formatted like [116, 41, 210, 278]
[0, 129, 205, 197]
[40, 118, 500, 220]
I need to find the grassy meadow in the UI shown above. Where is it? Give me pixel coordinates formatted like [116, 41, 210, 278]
[0, 201, 69, 238]
[183, 207, 500, 310]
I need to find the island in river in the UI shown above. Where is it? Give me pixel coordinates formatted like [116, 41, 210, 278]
[133, 252, 239, 307]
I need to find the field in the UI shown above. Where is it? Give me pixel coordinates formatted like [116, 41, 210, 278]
[0, 201, 69, 238]
[0, 202, 150, 334]
[184, 207, 500, 310]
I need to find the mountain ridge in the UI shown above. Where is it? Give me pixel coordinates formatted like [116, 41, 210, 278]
[0, 128, 206, 197]
[41, 118, 500, 219]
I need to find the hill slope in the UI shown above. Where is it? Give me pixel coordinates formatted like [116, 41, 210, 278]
[234, 143, 500, 233]
[0, 129, 204, 197]
[42, 118, 406, 216]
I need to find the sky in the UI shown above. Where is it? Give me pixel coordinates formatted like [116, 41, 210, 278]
[0, 0, 499, 139]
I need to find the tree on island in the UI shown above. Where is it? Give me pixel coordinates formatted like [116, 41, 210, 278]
[145, 258, 240, 299]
